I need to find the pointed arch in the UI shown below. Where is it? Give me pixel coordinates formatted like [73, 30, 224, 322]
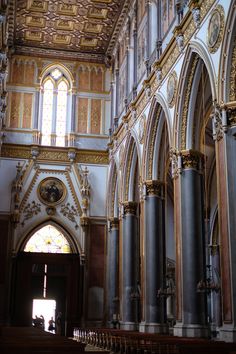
[17, 220, 81, 255]
[143, 96, 171, 181]
[107, 158, 119, 218]
[174, 44, 215, 150]
[122, 134, 141, 202]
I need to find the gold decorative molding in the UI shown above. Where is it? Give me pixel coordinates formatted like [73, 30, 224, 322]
[207, 5, 225, 54]
[167, 71, 178, 108]
[84, 22, 103, 34]
[147, 106, 161, 180]
[181, 149, 204, 170]
[1, 144, 109, 165]
[229, 39, 236, 102]
[123, 201, 137, 215]
[145, 180, 165, 197]
[181, 56, 199, 150]
[124, 142, 135, 201]
[53, 34, 71, 45]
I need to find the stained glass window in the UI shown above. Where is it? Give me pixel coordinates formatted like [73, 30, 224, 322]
[24, 225, 72, 253]
[41, 68, 68, 147]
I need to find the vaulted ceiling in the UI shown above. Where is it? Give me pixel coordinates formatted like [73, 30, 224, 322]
[10, 0, 129, 62]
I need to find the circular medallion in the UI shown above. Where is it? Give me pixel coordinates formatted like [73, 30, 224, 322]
[138, 115, 146, 144]
[167, 71, 177, 107]
[207, 5, 224, 54]
[38, 177, 66, 206]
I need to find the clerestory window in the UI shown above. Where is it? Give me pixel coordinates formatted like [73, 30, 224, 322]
[41, 68, 69, 147]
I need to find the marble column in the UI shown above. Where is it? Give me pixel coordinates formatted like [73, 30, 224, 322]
[107, 218, 119, 325]
[214, 106, 236, 341]
[174, 150, 208, 338]
[121, 201, 139, 330]
[140, 180, 167, 333]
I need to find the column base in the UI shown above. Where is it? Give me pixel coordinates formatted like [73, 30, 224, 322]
[139, 322, 168, 334]
[120, 322, 138, 330]
[219, 326, 236, 342]
[173, 323, 209, 338]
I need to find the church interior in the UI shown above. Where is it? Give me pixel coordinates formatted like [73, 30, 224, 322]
[1, 0, 236, 352]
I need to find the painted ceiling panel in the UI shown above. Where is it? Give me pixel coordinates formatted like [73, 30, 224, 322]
[14, 0, 126, 59]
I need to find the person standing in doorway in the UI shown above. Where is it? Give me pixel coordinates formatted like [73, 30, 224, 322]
[56, 312, 62, 335]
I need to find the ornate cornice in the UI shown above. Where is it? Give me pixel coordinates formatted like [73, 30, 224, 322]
[145, 180, 165, 197]
[1, 144, 109, 165]
[181, 149, 204, 170]
[123, 201, 137, 215]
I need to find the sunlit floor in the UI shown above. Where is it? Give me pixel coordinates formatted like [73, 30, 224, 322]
[32, 298, 56, 333]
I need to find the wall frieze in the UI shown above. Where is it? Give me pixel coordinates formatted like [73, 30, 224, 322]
[1, 144, 109, 165]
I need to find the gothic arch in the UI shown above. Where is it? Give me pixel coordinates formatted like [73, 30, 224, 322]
[39, 62, 74, 87]
[174, 44, 215, 150]
[122, 134, 141, 202]
[17, 220, 81, 254]
[143, 96, 171, 181]
[107, 158, 119, 218]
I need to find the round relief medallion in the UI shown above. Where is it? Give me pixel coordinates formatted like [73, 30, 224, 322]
[207, 5, 224, 54]
[138, 115, 146, 144]
[167, 71, 177, 107]
[38, 177, 66, 206]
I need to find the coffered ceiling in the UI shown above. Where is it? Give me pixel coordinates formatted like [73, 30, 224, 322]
[11, 0, 129, 62]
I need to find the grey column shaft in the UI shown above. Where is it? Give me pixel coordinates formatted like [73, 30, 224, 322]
[122, 214, 138, 323]
[181, 169, 206, 325]
[145, 195, 166, 323]
[108, 227, 119, 321]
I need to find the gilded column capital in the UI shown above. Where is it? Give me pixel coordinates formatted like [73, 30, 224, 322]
[228, 107, 236, 127]
[144, 180, 165, 197]
[123, 201, 137, 215]
[109, 217, 119, 230]
[181, 149, 204, 171]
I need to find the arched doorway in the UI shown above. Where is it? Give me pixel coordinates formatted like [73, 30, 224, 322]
[11, 224, 82, 337]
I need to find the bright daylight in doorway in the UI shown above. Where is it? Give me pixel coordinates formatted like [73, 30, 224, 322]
[32, 299, 56, 333]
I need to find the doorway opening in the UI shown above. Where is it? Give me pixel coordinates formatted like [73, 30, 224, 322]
[32, 298, 56, 333]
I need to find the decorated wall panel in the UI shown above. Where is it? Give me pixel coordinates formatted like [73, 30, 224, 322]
[10, 60, 35, 86]
[9, 92, 21, 128]
[8, 92, 33, 129]
[137, 27, 146, 81]
[90, 70, 103, 92]
[78, 68, 90, 91]
[22, 93, 33, 129]
[91, 99, 101, 134]
[77, 98, 88, 133]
